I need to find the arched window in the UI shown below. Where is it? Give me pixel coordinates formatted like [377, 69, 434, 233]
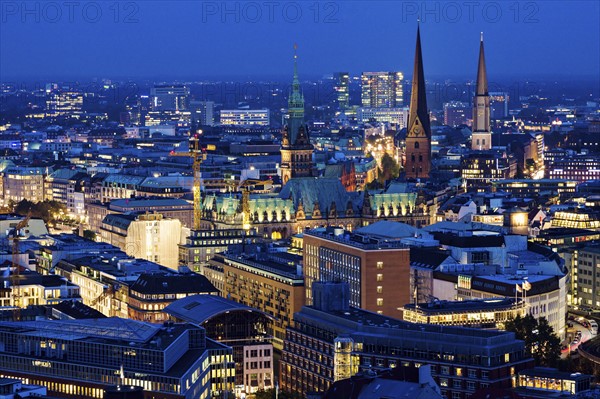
[414, 141, 420, 149]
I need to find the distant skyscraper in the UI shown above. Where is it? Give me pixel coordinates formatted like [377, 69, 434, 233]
[150, 84, 189, 111]
[404, 25, 432, 179]
[46, 90, 83, 117]
[361, 72, 404, 108]
[443, 101, 472, 126]
[220, 109, 270, 126]
[190, 100, 215, 126]
[471, 34, 492, 150]
[490, 92, 509, 119]
[280, 46, 315, 184]
[334, 72, 350, 110]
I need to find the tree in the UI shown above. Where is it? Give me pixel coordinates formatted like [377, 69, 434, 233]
[505, 314, 561, 367]
[14, 199, 67, 224]
[378, 153, 399, 183]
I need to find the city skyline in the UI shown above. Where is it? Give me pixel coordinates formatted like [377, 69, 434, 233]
[1, 1, 599, 80]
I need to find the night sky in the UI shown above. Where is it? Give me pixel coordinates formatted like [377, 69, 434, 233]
[1, 1, 599, 80]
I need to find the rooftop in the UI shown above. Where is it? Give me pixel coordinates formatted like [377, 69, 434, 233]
[164, 294, 274, 324]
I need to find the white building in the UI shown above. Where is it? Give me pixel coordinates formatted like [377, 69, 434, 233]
[220, 109, 270, 126]
[357, 107, 409, 127]
[99, 213, 183, 270]
[409, 221, 568, 339]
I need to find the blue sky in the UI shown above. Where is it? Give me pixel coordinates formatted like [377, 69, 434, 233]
[1, 1, 599, 80]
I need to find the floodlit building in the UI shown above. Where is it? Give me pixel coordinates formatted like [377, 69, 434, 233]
[165, 295, 275, 396]
[206, 248, 305, 350]
[0, 317, 234, 399]
[99, 213, 183, 270]
[280, 282, 534, 398]
[402, 298, 526, 329]
[303, 226, 411, 319]
[360, 72, 403, 108]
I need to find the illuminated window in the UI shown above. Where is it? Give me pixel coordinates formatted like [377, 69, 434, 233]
[377, 286, 383, 294]
[377, 298, 383, 306]
[376, 261, 383, 269]
[376, 274, 383, 282]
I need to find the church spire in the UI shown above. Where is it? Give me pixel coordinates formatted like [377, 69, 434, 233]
[471, 32, 492, 150]
[476, 32, 488, 96]
[405, 23, 432, 179]
[407, 24, 431, 138]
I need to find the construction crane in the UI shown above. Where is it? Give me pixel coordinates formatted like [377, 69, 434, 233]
[238, 179, 272, 230]
[9, 211, 32, 321]
[169, 136, 216, 230]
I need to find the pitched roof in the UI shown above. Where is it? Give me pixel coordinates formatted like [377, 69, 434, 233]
[278, 177, 361, 216]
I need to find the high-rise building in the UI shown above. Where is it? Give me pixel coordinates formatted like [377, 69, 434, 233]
[280, 282, 534, 397]
[150, 84, 189, 111]
[490, 92, 509, 119]
[360, 72, 403, 108]
[471, 34, 492, 150]
[190, 100, 215, 126]
[220, 109, 270, 126]
[357, 107, 409, 127]
[333, 72, 350, 110]
[46, 90, 84, 117]
[303, 227, 410, 319]
[280, 47, 315, 184]
[444, 101, 472, 126]
[404, 25, 432, 179]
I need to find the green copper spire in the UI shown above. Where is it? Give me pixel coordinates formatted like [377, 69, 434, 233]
[287, 43, 305, 145]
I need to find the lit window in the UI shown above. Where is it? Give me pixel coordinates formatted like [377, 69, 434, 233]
[376, 274, 383, 282]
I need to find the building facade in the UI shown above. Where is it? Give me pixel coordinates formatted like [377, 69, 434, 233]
[303, 228, 410, 319]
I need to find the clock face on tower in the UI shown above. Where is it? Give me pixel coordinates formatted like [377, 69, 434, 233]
[413, 126, 421, 136]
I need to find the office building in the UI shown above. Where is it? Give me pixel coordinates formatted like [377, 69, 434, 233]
[46, 91, 83, 117]
[178, 228, 258, 273]
[415, 223, 568, 339]
[357, 107, 409, 127]
[444, 101, 472, 127]
[88, 198, 194, 234]
[0, 378, 48, 398]
[280, 282, 534, 398]
[206, 248, 305, 349]
[571, 245, 600, 311]
[471, 34, 492, 151]
[333, 72, 350, 111]
[514, 368, 593, 398]
[99, 213, 183, 270]
[489, 92, 509, 119]
[546, 155, 600, 182]
[404, 26, 432, 179]
[303, 226, 410, 319]
[2, 167, 48, 203]
[219, 109, 270, 126]
[0, 268, 81, 308]
[360, 72, 403, 108]
[491, 179, 577, 198]
[402, 298, 526, 329]
[461, 151, 517, 188]
[190, 100, 215, 127]
[44, 169, 89, 219]
[150, 85, 189, 111]
[0, 317, 233, 399]
[127, 273, 218, 322]
[165, 295, 274, 396]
